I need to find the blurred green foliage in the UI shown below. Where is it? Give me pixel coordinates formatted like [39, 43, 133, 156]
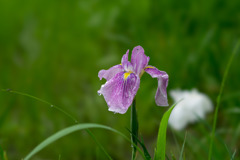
[0, 0, 240, 159]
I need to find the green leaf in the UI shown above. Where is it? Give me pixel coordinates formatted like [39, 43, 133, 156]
[0, 146, 4, 160]
[179, 132, 187, 160]
[208, 40, 240, 160]
[0, 146, 8, 160]
[154, 102, 178, 160]
[171, 152, 176, 160]
[24, 123, 146, 160]
[126, 128, 152, 160]
[1, 89, 114, 159]
[1, 89, 78, 123]
[231, 149, 236, 160]
[58, 154, 61, 160]
[1, 89, 112, 159]
[140, 136, 152, 160]
[86, 129, 112, 160]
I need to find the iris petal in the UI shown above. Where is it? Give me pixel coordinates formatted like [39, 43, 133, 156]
[98, 72, 140, 114]
[144, 66, 169, 106]
[98, 64, 124, 81]
[121, 49, 133, 72]
[121, 49, 129, 65]
[131, 46, 149, 75]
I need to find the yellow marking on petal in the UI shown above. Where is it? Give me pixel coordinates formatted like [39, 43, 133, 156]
[124, 72, 132, 80]
[120, 63, 122, 65]
[140, 66, 155, 77]
[145, 66, 155, 69]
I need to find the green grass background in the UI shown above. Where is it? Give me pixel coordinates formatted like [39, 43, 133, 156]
[0, 0, 240, 159]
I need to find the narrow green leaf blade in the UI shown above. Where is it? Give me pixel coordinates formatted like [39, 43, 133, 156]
[24, 123, 146, 160]
[126, 128, 152, 160]
[0, 146, 4, 160]
[140, 137, 152, 160]
[86, 129, 112, 160]
[208, 40, 240, 160]
[231, 149, 236, 160]
[171, 152, 176, 160]
[179, 132, 187, 160]
[155, 103, 178, 160]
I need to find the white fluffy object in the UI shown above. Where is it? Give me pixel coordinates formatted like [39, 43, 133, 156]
[168, 89, 213, 130]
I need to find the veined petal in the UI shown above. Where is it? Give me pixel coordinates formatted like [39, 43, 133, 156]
[131, 46, 149, 75]
[144, 66, 169, 106]
[121, 49, 129, 65]
[121, 49, 133, 72]
[98, 64, 124, 81]
[98, 72, 140, 114]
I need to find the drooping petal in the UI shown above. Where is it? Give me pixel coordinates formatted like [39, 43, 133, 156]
[144, 66, 169, 106]
[131, 46, 149, 75]
[98, 72, 140, 114]
[121, 49, 133, 72]
[98, 64, 124, 81]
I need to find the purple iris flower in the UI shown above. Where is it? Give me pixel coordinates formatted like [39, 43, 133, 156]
[98, 46, 169, 114]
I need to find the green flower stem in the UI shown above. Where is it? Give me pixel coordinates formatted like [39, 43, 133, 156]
[131, 98, 138, 160]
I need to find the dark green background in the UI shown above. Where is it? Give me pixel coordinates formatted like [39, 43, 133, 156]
[0, 0, 240, 159]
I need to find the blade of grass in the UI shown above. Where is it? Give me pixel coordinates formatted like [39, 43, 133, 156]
[170, 128, 181, 153]
[179, 132, 187, 160]
[208, 40, 240, 160]
[1, 89, 78, 123]
[131, 98, 138, 160]
[86, 129, 112, 160]
[140, 137, 152, 160]
[231, 149, 236, 160]
[166, 154, 170, 160]
[24, 123, 146, 160]
[174, 131, 202, 160]
[171, 152, 176, 160]
[231, 123, 240, 149]
[196, 112, 234, 159]
[1, 89, 112, 159]
[0, 103, 14, 128]
[3, 151, 7, 160]
[126, 128, 152, 160]
[154, 102, 179, 160]
[0, 146, 3, 160]
[0, 146, 7, 160]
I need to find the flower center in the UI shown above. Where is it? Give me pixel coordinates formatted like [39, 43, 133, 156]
[124, 72, 132, 80]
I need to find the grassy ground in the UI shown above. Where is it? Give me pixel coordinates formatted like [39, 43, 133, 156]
[0, 0, 240, 159]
